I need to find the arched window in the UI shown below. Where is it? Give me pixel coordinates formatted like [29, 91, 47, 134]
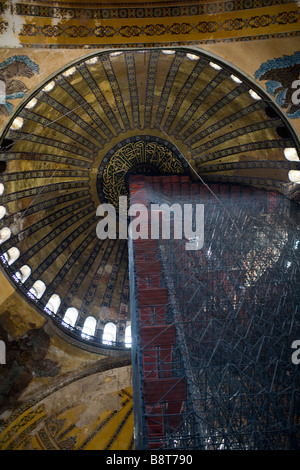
[85, 56, 98, 65]
[125, 323, 132, 348]
[3, 247, 20, 265]
[62, 307, 78, 328]
[42, 81, 55, 92]
[10, 116, 24, 130]
[162, 50, 175, 55]
[81, 316, 96, 339]
[28, 280, 46, 300]
[0, 227, 11, 244]
[25, 97, 37, 109]
[288, 170, 300, 184]
[249, 89, 261, 100]
[0, 183, 4, 195]
[62, 66, 76, 77]
[0, 206, 6, 219]
[186, 53, 199, 61]
[230, 74, 242, 84]
[45, 294, 61, 314]
[284, 147, 299, 161]
[102, 322, 117, 346]
[14, 265, 31, 283]
[209, 61, 222, 70]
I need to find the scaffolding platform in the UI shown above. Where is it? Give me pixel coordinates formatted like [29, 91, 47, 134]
[129, 175, 300, 450]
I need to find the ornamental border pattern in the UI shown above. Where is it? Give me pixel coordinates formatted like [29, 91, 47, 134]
[12, 1, 297, 20]
[5, 31, 299, 48]
[17, 10, 300, 40]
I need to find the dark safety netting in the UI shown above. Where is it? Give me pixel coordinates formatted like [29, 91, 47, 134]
[129, 175, 300, 450]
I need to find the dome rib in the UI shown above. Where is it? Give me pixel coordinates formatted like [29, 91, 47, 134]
[0, 47, 299, 352]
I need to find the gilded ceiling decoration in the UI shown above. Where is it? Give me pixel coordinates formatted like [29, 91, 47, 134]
[0, 0, 299, 47]
[0, 381, 134, 450]
[100, 136, 188, 209]
[0, 47, 299, 352]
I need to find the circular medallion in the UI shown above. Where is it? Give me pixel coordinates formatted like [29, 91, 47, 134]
[97, 136, 189, 209]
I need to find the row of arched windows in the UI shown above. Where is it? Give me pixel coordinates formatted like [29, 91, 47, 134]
[0, 248, 132, 347]
[0, 244, 132, 347]
[64, 309, 131, 348]
[0, 182, 134, 348]
[30, 283, 132, 347]
[41, 291, 131, 347]
[79, 316, 131, 347]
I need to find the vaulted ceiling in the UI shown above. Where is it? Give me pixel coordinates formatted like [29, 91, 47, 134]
[0, 47, 299, 352]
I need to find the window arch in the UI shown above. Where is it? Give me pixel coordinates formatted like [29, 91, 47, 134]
[62, 307, 78, 328]
[102, 322, 117, 345]
[10, 116, 24, 130]
[42, 80, 55, 93]
[249, 89, 261, 100]
[284, 147, 299, 161]
[125, 323, 132, 348]
[14, 265, 31, 283]
[0, 227, 11, 244]
[3, 246, 20, 265]
[0, 206, 6, 219]
[25, 97, 37, 109]
[0, 183, 4, 195]
[288, 170, 300, 184]
[28, 280, 46, 300]
[45, 294, 61, 314]
[81, 316, 96, 339]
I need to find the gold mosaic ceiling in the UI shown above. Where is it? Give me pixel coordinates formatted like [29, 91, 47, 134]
[0, 47, 299, 352]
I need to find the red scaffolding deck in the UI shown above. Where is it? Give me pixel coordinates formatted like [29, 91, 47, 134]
[130, 175, 188, 449]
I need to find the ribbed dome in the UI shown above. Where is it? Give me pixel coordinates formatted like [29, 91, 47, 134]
[0, 47, 299, 352]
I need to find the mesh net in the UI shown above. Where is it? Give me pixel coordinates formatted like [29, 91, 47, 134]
[130, 177, 300, 450]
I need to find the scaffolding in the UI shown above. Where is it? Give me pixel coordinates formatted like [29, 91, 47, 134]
[129, 175, 300, 450]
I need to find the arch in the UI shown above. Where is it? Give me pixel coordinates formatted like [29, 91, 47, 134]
[62, 66, 76, 77]
[10, 116, 24, 130]
[248, 89, 261, 100]
[42, 80, 55, 92]
[14, 265, 31, 283]
[28, 280, 46, 300]
[81, 316, 96, 339]
[45, 293, 61, 314]
[62, 307, 78, 328]
[0, 227, 11, 244]
[25, 97, 37, 109]
[288, 170, 300, 184]
[284, 147, 299, 161]
[3, 246, 20, 265]
[102, 322, 117, 345]
[0, 205, 6, 219]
